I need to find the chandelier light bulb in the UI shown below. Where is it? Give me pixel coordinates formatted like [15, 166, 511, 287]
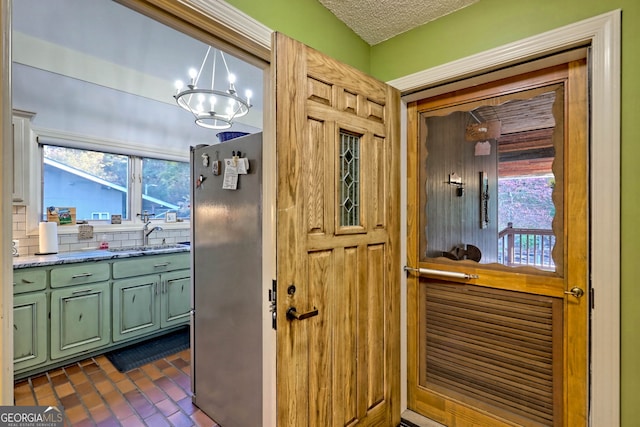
[173, 46, 252, 129]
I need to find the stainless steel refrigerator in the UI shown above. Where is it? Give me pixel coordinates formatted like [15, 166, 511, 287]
[190, 132, 263, 427]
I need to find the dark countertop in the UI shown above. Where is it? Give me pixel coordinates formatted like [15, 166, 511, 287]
[13, 245, 190, 269]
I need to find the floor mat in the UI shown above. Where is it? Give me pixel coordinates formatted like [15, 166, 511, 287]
[106, 327, 190, 372]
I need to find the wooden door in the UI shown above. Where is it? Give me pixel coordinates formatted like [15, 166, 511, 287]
[274, 33, 401, 426]
[407, 60, 589, 426]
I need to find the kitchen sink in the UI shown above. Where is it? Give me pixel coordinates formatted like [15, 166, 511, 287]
[108, 244, 187, 252]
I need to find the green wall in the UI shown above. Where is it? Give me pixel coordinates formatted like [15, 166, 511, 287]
[226, 0, 638, 424]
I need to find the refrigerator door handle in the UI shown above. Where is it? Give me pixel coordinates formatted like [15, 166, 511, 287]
[286, 306, 319, 321]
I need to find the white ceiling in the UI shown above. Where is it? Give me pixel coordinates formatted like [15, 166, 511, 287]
[319, 0, 479, 45]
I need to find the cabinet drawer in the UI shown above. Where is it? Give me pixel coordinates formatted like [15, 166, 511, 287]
[13, 268, 47, 294]
[113, 254, 190, 279]
[50, 262, 110, 288]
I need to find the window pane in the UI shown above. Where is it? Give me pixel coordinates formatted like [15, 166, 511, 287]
[43, 146, 129, 220]
[419, 87, 563, 273]
[339, 132, 360, 227]
[141, 158, 190, 220]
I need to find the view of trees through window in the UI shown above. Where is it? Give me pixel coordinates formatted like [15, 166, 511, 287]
[498, 175, 555, 231]
[142, 158, 190, 219]
[44, 145, 128, 187]
[43, 145, 190, 221]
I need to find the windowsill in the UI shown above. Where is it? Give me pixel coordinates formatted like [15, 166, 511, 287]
[27, 220, 190, 236]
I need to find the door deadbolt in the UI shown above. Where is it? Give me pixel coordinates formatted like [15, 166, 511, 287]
[564, 287, 585, 298]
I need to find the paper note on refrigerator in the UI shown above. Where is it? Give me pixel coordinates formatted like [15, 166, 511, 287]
[223, 158, 239, 190]
[237, 158, 249, 174]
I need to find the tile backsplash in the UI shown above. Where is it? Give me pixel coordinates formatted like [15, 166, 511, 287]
[12, 205, 190, 256]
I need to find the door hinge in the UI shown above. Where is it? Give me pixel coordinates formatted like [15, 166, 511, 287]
[590, 287, 595, 310]
[269, 279, 277, 330]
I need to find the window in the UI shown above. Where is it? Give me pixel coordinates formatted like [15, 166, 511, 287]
[339, 132, 361, 227]
[141, 158, 190, 220]
[42, 145, 190, 223]
[91, 212, 111, 220]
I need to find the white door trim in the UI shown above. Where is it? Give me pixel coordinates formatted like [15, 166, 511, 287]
[390, 10, 621, 427]
[181, 0, 272, 50]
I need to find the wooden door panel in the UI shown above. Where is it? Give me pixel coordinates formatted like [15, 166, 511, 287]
[304, 117, 333, 236]
[275, 32, 400, 426]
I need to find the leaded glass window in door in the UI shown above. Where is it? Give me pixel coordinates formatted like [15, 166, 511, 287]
[339, 132, 360, 227]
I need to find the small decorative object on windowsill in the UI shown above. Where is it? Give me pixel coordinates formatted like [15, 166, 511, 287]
[78, 224, 94, 240]
[111, 214, 122, 224]
[165, 212, 177, 223]
[46, 206, 76, 226]
[173, 46, 252, 130]
[442, 244, 482, 262]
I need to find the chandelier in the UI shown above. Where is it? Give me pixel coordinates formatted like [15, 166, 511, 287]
[174, 46, 252, 130]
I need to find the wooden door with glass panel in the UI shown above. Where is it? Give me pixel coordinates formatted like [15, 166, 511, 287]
[274, 32, 401, 426]
[407, 60, 589, 426]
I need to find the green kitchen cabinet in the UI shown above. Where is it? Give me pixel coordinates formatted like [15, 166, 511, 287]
[112, 274, 161, 342]
[13, 293, 47, 372]
[50, 281, 111, 360]
[113, 268, 191, 341]
[161, 270, 191, 328]
[112, 253, 190, 341]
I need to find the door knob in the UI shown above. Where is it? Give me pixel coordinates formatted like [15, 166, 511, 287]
[286, 306, 319, 320]
[564, 287, 585, 298]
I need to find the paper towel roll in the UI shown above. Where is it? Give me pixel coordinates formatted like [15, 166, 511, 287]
[38, 222, 59, 254]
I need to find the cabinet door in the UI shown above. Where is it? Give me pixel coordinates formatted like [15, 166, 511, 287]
[113, 275, 160, 342]
[14, 293, 47, 371]
[12, 114, 30, 204]
[50, 282, 110, 360]
[161, 270, 191, 328]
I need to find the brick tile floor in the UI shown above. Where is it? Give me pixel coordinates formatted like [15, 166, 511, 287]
[14, 349, 219, 427]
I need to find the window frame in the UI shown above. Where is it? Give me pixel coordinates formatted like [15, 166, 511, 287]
[26, 137, 191, 236]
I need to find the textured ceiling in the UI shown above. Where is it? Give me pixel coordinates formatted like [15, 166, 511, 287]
[318, 0, 479, 45]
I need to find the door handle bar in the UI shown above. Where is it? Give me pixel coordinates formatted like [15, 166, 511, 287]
[286, 306, 319, 321]
[404, 265, 479, 280]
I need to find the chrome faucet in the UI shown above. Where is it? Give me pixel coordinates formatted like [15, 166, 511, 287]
[143, 222, 163, 246]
